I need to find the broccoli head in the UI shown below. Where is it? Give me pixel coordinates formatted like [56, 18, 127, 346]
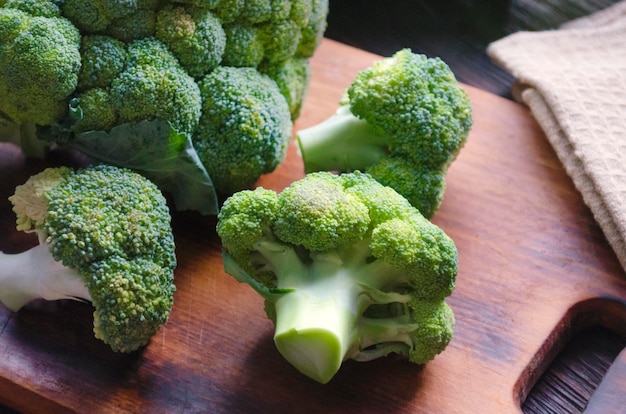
[217, 171, 457, 383]
[193, 66, 292, 195]
[297, 49, 473, 218]
[1, 1, 329, 215]
[0, 164, 177, 353]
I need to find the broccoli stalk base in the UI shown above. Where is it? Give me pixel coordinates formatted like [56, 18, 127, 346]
[296, 105, 388, 174]
[224, 239, 421, 384]
[0, 243, 90, 312]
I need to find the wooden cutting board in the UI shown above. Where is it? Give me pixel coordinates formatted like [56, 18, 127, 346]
[0, 39, 625, 414]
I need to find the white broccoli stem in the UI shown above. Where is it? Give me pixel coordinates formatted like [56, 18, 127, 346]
[296, 105, 387, 173]
[0, 244, 90, 312]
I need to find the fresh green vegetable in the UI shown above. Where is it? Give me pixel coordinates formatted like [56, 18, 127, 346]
[193, 66, 292, 195]
[217, 171, 457, 383]
[0, 0, 329, 214]
[296, 49, 473, 218]
[0, 164, 177, 353]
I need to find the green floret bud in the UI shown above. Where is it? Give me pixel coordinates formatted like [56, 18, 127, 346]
[90, 255, 175, 353]
[110, 39, 202, 136]
[347, 49, 472, 168]
[222, 23, 264, 67]
[155, 4, 226, 79]
[2, 0, 61, 17]
[78, 35, 128, 91]
[274, 172, 370, 251]
[366, 156, 446, 219]
[217, 172, 458, 383]
[295, 0, 328, 57]
[259, 18, 301, 64]
[105, 7, 157, 42]
[260, 57, 311, 120]
[193, 66, 292, 194]
[0, 7, 81, 125]
[44, 165, 176, 272]
[70, 89, 117, 133]
[60, 0, 139, 33]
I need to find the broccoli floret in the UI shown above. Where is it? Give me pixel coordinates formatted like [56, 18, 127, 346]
[260, 56, 311, 120]
[59, 0, 139, 33]
[155, 4, 225, 79]
[221, 22, 264, 67]
[193, 66, 292, 194]
[297, 49, 473, 218]
[1, 0, 61, 17]
[77, 35, 128, 91]
[70, 88, 117, 133]
[0, 165, 177, 353]
[107, 38, 202, 137]
[217, 171, 457, 383]
[0, 5, 81, 126]
[295, 0, 327, 57]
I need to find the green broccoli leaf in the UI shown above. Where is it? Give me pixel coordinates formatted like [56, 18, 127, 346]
[62, 120, 218, 215]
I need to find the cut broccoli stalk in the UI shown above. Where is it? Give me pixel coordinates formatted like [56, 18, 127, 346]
[224, 236, 449, 384]
[297, 105, 388, 174]
[0, 243, 89, 312]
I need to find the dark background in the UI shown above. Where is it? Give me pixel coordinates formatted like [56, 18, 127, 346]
[325, 0, 619, 97]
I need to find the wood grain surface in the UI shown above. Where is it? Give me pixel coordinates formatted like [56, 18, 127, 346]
[0, 39, 625, 414]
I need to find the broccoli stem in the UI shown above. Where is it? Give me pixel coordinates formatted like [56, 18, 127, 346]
[296, 105, 388, 173]
[0, 244, 90, 312]
[355, 313, 417, 361]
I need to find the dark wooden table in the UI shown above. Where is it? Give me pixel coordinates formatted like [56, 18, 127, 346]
[324, 1, 626, 412]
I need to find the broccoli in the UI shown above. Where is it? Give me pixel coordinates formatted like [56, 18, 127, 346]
[217, 171, 457, 383]
[193, 66, 293, 195]
[155, 4, 226, 79]
[296, 49, 473, 218]
[0, 164, 177, 353]
[0, 3, 81, 127]
[1, 1, 329, 215]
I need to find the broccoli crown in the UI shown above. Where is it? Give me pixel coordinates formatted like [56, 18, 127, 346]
[217, 171, 457, 383]
[297, 49, 472, 218]
[75, 36, 202, 136]
[348, 49, 472, 168]
[0, 5, 81, 124]
[193, 66, 292, 194]
[155, 4, 226, 79]
[77, 35, 128, 91]
[8, 164, 177, 352]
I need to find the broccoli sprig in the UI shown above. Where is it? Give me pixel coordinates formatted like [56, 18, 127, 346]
[193, 66, 293, 195]
[217, 172, 457, 383]
[296, 49, 473, 218]
[0, 165, 177, 353]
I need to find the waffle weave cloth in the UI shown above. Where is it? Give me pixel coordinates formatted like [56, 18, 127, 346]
[488, 1, 626, 272]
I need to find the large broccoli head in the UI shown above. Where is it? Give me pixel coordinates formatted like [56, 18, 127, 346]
[217, 171, 457, 383]
[3, 165, 177, 353]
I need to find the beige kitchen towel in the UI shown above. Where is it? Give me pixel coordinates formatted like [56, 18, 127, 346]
[487, 1, 626, 272]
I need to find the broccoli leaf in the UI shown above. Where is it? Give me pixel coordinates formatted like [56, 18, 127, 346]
[42, 118, 218, 215]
